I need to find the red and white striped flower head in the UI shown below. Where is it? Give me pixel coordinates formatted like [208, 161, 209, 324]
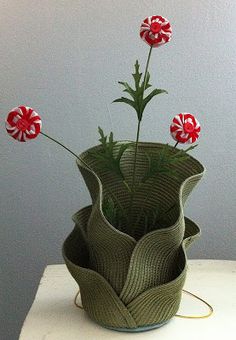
[140, 15, 172, 48]
[5, 106, 42, 142]
[170, 113, 201, 144]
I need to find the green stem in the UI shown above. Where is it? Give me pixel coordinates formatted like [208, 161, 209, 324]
[142, 45, 153, 98]
[107, 189, 129, 223]
[129, 118, 141, 198]
[40, 131, 129, 227]
[174, 141, 179, 148]
[40, 131, 88, 168]
[127, 46, 153, 228]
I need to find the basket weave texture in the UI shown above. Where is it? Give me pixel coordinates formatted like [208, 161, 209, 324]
[63, 142, 205, 329]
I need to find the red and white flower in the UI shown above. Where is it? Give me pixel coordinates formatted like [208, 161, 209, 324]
[5, 106, 42, 142]
[140, 15, 172, 47]
[170, 113, 201, 144]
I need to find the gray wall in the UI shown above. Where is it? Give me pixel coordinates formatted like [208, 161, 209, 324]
[1, 1, 236, 339]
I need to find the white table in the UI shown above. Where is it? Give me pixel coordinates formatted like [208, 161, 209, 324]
[19, 260, 236, 340]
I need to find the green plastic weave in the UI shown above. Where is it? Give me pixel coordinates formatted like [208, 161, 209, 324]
[63, 142, 205, 329]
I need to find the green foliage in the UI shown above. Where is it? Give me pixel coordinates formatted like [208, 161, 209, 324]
[142, 144, 198, 183]
[90, 128, 198, 236]
[90, 127, 131, 180]
[102, 196, 127, 230]
[113, 60, 167, 121]
[142, 88, 167, 112]
[102, 197, 118, 227]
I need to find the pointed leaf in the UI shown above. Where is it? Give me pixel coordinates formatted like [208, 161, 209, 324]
[116, 143, 130, 162]
[118, 81, 136, 99]
[98, 126, 107, 147]
[143, 88, 168, 109]
[132, 60, 142, 90]
[113, 97, 137, 111]
[142, 72, 152, 90]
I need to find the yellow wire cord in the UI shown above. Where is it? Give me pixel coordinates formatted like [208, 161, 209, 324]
[74, 288, 213, 319]
[175, 289, 213, 319]
[74, 290, 84, 309]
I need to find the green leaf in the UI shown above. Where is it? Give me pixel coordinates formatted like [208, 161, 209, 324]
[114, 59, 168, 121]
[98, 126, 107, 147]
[142, 89, 168, 112]
[90, 127, 133, 181]
[116, 143, 130, 162]
[141, 71, 152, 90]
[102, 195, 128, 230]
[118, 81, 136, 99]
[103, 197, 116, 223]
[113, 97, 137, 111]
[141, 144, 192, 183]
[108, 131, 115, 154]
[132, 60, 142, 90]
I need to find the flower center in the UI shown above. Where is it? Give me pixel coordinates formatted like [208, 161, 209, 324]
[183, 122, 194, 133]
[150, 22, 162, 34]
[16, 118, 30, 131]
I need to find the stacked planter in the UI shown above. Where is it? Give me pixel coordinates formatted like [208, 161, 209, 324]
[63, 142, 204, 332]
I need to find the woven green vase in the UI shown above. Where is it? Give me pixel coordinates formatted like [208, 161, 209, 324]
[63, 142, 205, 332]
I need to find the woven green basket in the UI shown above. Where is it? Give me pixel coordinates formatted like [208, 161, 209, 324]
[63, 142, 205, 331]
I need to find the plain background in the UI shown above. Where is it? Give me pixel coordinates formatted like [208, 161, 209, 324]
[1, 1, 236, 339]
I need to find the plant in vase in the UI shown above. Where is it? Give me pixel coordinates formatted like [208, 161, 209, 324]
[5, 15, 204, 332]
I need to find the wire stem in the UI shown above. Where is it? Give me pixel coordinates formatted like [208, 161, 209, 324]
[174, 141, 179, 148]
[40, 131, 88, 168]
[127, 46, 153, 230]
[143, 45, 153, 95]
